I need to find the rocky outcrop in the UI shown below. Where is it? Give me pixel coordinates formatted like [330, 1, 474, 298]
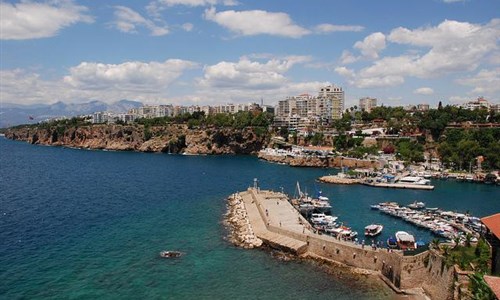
[5, 124, 268, 155]
[258, 153, 381, 169]
[224, 193, 262, 249]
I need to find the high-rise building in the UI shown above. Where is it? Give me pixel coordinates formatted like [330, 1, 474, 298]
[359, 97, 377, 113]
[273, 84, 344, 129]
[318, 85, 344, 120]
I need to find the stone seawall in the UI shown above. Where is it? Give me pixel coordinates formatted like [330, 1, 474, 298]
[258, 153, 381, 169]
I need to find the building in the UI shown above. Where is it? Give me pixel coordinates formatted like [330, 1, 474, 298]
[274, 85, 344, 129]
[359, 97, 377, 113]
[462, 97, 491, 111]
[481, 213, 500, 275]
[318, 85, 344, 120]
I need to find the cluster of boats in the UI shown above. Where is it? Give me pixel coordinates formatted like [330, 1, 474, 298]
[309, 212, 359, 239]
[290, 182, 332, 214]
[371, 201, 482, 241]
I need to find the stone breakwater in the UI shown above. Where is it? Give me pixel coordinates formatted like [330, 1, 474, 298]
[225, 194, 263, 249]
[318, 175, 362, 185]
[5, 124, 268, 155]
[258, 152, 381, 169]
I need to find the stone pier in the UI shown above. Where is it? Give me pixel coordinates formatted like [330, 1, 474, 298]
[228, 187, 454, 300]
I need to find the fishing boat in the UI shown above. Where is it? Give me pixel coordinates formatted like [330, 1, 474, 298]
[364, 224, 383, 236]
[160, 251, 183, 258]
[395, 231, 416, 250]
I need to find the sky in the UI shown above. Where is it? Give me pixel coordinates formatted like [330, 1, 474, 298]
[0, 0, 499, 108]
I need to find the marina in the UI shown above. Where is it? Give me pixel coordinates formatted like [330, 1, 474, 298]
[372, 201, 483, 241]
[228, 183, 473, 299]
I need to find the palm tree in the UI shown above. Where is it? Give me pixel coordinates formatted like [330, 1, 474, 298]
[430, 238, 441, 250]
[465, 233, 473, 248]
[442, 245, 450, 257]
[453, 236, 461, 249]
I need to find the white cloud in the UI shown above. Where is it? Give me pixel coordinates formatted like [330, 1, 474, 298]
[354, 32, 386, 59]
[112, 6, 169, 36]
[199, 56, 309, 89]
[314, 23, 364, 34]
[1, 59, 199, 105]
[443, 0, 464, 3]
[203, 7, 310, 38]
[149, 0, 235, 7]
[339, 50, 358, 64]
[336, 19, 500, 88]
[354, 76, 405, 88]
[413, 87, 434, 95]
[64, 59, 198, 90]
[146, 0, 237, 18]
[0, 0, 93, 40]
[334, 66, 355, 79]
[457, 68, 500, 95]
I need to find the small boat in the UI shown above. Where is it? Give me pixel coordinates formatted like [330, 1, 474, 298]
[387, 237, 398, 248]
[425, 207, 439, 211]
[364, 224, 383, 236]
[395, 231, 416, 250]
[160, 251, 183, 258]
[407, 201, 425, 209]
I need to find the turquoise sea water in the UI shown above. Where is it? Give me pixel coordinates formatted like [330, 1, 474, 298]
[1, 137, 498, 299]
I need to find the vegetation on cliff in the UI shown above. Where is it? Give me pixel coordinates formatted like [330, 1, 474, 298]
[5, 112, 272, 155]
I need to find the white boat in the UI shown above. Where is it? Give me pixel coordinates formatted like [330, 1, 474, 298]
[364, 224, 383, 236]
[395, 231, 416, 250]
[407, 201, 425, 209]
[397, 176, 431, 185]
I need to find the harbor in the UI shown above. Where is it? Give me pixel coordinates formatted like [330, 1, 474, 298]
[226, 180, 466, 299]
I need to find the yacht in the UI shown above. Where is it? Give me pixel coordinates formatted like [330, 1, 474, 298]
[364, 224, 383, 236]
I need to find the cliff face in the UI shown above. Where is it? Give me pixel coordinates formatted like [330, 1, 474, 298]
[5, 124, 268, 155]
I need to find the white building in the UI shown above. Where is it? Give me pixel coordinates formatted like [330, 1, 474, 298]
[359, 97, 377, 112]
[462, 97, 491, 111]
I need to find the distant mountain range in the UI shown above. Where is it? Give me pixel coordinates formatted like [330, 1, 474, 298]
[0, 100, 143, 128]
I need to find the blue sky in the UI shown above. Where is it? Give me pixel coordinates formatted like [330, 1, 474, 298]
[1, 0, 499, 108]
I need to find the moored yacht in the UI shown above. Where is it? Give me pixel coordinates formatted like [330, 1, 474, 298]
[364, 224, 383, 236]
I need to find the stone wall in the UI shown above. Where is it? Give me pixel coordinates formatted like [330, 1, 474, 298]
[258, 153, 381, 169]
[400, 250, 455, 300]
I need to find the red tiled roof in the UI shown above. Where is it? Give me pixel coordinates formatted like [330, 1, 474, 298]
[482, 213, 500, 240]
[484, 275, 500, 299]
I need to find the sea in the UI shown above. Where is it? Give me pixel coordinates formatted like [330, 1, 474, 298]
[1, 137, 498, 299]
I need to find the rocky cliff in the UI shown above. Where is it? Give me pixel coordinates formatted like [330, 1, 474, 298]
[5, 124, 268, 155]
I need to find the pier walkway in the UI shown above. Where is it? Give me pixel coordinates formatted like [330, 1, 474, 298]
[238, 189, 310, 254]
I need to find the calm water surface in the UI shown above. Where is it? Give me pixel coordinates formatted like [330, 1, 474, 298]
[1, 138, 498, 299]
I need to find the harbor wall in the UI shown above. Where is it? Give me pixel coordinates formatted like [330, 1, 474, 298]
[258, 153, 381, 169]
[400, 251, 455, 300]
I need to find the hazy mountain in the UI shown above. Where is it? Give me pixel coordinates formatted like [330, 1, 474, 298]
[0, 100, 143, 128]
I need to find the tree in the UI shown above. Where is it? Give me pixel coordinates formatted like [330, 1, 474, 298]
[430, 238, 441, 250]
